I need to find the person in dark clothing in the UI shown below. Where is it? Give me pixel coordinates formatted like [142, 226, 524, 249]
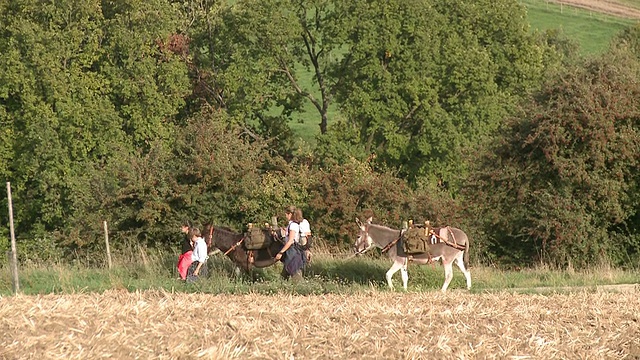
[177, 221, 193, 280]
[180, 221, 192, 254]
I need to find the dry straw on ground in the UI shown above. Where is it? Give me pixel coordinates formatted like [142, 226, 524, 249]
[1, 289, 639, 359]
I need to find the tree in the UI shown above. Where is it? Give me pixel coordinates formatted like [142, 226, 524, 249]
[100, 0, 191, 148]
[184, 0, 344, 150]
[465, 49, 640, 268]
[0, 0, 116, 235]
[0, 0, 191, 245]
[72, 108, 303, 255]
[331, 0, 553, 186]
[613, 23, 640, 57]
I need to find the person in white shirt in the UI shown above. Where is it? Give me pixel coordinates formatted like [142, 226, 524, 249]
[275, 206, 306, 281]
[298, 214, 312, 262]
[299, 218, 311, 246]
[187, 228, 208, 281]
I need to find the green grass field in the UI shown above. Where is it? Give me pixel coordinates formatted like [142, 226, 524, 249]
[2, 251, 638, 296]
[522, 0, 636, 55]
[272, 64, 341, 145]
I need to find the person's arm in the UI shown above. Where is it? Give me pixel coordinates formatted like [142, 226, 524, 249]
[193, 260, 203, 276]
[275, 226, 297, 260]
[193, 240, 207, 276]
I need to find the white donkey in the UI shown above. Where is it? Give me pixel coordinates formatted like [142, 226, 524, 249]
[354, 218, 471, 292]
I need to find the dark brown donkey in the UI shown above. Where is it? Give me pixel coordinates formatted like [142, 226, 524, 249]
[202, 224, 284, 274]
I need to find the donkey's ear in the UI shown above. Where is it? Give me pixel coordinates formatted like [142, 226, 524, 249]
[366, 217, 373, 224]
[355, 217, 363, 228]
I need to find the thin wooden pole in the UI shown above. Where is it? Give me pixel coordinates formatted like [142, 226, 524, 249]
[6, 182, 19, 294]
[103, 220, 112, 269]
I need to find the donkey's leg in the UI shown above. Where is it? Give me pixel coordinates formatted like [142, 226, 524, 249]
[385, 259, 404, 290]
[400, 258, 409, 291]
[455, 252, 472, 290]
[441, 261, 454, 292]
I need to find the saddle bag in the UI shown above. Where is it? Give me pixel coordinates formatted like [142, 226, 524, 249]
[244, 227, 273, 250]
[298, 235, 312, 251]
[402, 227, 431, 255]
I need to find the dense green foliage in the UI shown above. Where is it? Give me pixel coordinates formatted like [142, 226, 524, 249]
[1, 0, 640, 270]
[0, 0, 191, 251]
[331, 0, 554, 184]
[465, 49, 640, 268]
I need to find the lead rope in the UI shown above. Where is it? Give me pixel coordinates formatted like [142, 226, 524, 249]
[428, 227, 465, 251]
[223, 237, 246, 256]
[381, 230, 404, 253]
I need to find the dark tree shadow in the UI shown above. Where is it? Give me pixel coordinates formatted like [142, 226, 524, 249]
[304, 257, 388, 287]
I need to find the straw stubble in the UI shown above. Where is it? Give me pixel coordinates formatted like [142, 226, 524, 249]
[0, 290, 638, 359]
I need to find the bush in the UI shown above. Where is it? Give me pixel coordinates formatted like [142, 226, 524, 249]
[464, 49, 640, 268]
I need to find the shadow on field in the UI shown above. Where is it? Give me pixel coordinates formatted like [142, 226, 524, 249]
[199, 253, 290, 284]
[304, 256, 388, 287]
[175, 252, 463, 292]
[202, 253, 390, 286]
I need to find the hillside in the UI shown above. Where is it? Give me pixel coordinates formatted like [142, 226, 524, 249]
[551, 0, 640, 19]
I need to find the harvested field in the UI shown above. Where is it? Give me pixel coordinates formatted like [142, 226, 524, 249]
[550, 0, 640, 19]
[1, 290, 639, 359]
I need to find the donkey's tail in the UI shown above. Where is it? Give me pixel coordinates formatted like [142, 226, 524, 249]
[463, 237, 470, 267]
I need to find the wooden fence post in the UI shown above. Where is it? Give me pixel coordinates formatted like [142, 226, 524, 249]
[103, 221, 112, 269]
[6, 182, 19, 294]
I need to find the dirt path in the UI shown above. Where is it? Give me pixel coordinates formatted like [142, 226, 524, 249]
[549, 0, 640, 19]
